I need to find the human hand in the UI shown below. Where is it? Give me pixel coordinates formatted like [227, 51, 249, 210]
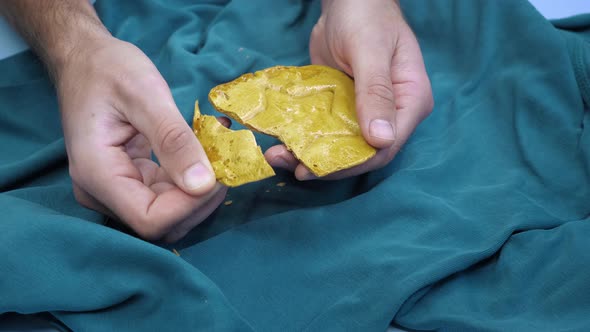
[266, 0, 433, 180]
[57, 36, 226, 242]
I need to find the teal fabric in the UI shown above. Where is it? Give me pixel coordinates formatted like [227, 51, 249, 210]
[1, 0, 589, 331]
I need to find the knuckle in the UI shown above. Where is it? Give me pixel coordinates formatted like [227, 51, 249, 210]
[135, 72, 169, 92]
[365, 76, 395, 106]
[156, 121, 192, 155]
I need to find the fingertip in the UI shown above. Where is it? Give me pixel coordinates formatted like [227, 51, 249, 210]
[264, 145, 283, 159]
[365, 118, 396, 149]
[295, 165, 318, 181]
[268, 156, 293, 170]
[264, 145, 299, 171]
[182, 161, 217, 195]
[216, 116, 231, 128]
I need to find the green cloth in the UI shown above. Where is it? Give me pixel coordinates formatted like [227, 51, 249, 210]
[1, 0, 589, 330]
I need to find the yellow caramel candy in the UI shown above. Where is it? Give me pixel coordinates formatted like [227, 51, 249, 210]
[209, 65, 376, 177]
[192, 102, 275, 187]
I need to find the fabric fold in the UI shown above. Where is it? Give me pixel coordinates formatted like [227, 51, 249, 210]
[1, 0, 589, 331]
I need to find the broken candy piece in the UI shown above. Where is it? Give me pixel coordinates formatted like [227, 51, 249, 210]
[192, 101, 275, 187]
[209, 65, 377, 177]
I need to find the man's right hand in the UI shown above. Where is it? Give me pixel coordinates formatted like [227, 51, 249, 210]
[58, 36, 226, 242]
[0, 1, 226, 242]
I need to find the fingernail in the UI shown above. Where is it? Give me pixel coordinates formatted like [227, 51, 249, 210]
[369, 119, 395, 141]
[183, 162, 214, 190]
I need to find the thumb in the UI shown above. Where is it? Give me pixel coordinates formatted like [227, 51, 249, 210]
[131, 98, 216, 196]
[351, 43, 397, 149]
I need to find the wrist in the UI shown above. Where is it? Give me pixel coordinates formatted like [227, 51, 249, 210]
[50, 26, 113, 83]
[53, 33, 120, 102]
[43, 13, 113, 82]
[321, 0, 401, 14]
[0, 0, 112, 81]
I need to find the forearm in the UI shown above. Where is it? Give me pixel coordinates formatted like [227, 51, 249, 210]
[0, 0, 111, 79]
